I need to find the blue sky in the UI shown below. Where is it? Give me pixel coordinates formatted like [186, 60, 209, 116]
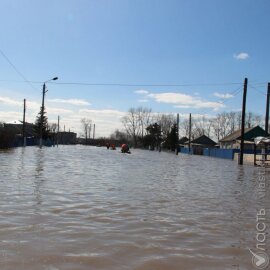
[0, 0, 269, 136]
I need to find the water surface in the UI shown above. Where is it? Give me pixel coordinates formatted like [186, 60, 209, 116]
[0, 145, 269, 269]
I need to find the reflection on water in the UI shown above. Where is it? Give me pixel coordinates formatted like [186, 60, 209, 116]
[0, 145, 269, 270]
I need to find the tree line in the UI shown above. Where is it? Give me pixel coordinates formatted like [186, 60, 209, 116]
[110, 107, 264, 150]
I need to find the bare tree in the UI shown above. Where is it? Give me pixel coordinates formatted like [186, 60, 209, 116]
[122, 108, 140, 147]
[48, 123, 57, 133]
[122, 107, 152, 147]
[193, 116, 212, 138]
[156, 114, 175, 139]
[81, 118, 92, 144]
[110, 129, 129, 142]
[137, 107, 152, 137]
[245, 111, 263, 128]
[180, 118, 190, 137]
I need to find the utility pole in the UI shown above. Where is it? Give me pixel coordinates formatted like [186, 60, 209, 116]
[22, 99, 26, 147]
[39, 77, 58, 148]
[188, 113, 192, 154]
[176, 113, 179, 155]
[239, 78, 248, 165]
[57, 115, 60, 147]
[93, 124, 95, 140]
[265, 83, 270, 134]
[88, 123, 92, 145]
[39, 83, 46, 148]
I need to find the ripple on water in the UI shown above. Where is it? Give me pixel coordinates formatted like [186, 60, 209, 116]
[0, 145, 268, 270]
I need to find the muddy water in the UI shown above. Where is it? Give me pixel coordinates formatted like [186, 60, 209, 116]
[0, 145, 269, 270]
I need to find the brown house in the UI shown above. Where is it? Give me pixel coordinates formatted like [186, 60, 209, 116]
[219, 126, 268, 150]
[186, 135, 217, 155]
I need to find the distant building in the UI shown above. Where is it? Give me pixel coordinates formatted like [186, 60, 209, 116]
[190, 135, 216, 155]
[57, 132, 77, 145]
[178, 136, 189, 147]
[3, 122, 35, 137]
[181, 135, 216, 155]
[219, 125, 268, 150]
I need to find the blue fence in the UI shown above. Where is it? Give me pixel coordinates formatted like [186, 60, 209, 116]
[180, 147, 270, 160]
[203, 148, 237, 159]
[179, 147, 194, 155]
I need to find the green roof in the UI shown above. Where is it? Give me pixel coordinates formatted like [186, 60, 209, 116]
[219, 126, 268, 142]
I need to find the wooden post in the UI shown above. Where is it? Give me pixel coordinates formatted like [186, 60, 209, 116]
[265, 83, 270, 134]
[93, 124, 95, 140]
[39, 83, 46, 148]
[89, 124, 92, 145]
[57, 115, 60, 147]
[188, 113, 191, 154]
[254, 143, 257, 166]
[239, 78, 248, 165]
[22, 99, 26, 147]
[176, 113, 179, 155]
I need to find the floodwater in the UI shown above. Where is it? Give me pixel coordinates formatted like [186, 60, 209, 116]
[0, 145, 269, 270]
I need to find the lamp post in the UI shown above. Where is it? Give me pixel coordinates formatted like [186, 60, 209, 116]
[39, 77, 58, 148]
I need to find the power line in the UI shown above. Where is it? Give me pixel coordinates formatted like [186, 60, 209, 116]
[50, 81, 244, 87]
[198, 85, 243, 117]
[249, 84, 266, 96]
[0, 79, 244, 87]
[0, 48, 38, 91]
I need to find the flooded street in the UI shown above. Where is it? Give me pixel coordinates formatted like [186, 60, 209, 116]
[0, 145, 269, 270]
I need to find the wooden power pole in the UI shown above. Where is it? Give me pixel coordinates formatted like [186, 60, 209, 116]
[265, 83, 270, 134]
[93, 124, 95, 140]
[188, 113, 191, 154]
[176, 113, 179, 155]
[57, 115, 60, 147]
[239, 78, 248, 165]
[22, 99, 26, 147]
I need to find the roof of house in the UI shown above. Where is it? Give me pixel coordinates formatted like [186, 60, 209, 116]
[3, 122, 35, 137]
[219, 125, 268, 143]
[190, 134, 216, 146]
[178, 136, 189, 144]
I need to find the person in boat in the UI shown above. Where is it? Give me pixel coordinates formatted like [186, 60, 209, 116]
[111, 144, 116, 150]
[121, 144, 130, 153]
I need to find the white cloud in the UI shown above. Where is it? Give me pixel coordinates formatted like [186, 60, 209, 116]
[48, 98, 90, 106]
[134, 89, 149, 94]
[79, 109, 125, 118]
[148, 92, 225, 110]
[67, 109, 125, 137]
[0, 96, 40, 110]
[0, 96, 22, 107]
[138, 99, 149, 103]
[213, 92, 234, 99]
[47, 107, 73, 115]
[233, 52, 249, 60]
[0, 111, 24, 122]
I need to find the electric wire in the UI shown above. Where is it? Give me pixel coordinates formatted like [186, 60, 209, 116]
[0, 48, 38, 92]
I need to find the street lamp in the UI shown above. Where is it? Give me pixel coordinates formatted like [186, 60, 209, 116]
[39, 77, 58, 148]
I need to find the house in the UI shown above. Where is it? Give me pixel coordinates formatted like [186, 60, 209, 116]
[178, 136, 189, 147]
[3, 122, 35, 137]
[57, 131, 77, 145]
[219, 125, 269, 150]
[188, 135, 217, 155]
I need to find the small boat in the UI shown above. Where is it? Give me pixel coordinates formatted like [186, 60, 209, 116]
[121, 144, 131, 154]
[111, 144, 116, 150]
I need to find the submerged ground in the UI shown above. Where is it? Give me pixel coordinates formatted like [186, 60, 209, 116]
[0, 145, 269, 270]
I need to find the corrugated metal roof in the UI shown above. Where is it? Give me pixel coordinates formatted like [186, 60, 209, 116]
[219, 126, 268, 142]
